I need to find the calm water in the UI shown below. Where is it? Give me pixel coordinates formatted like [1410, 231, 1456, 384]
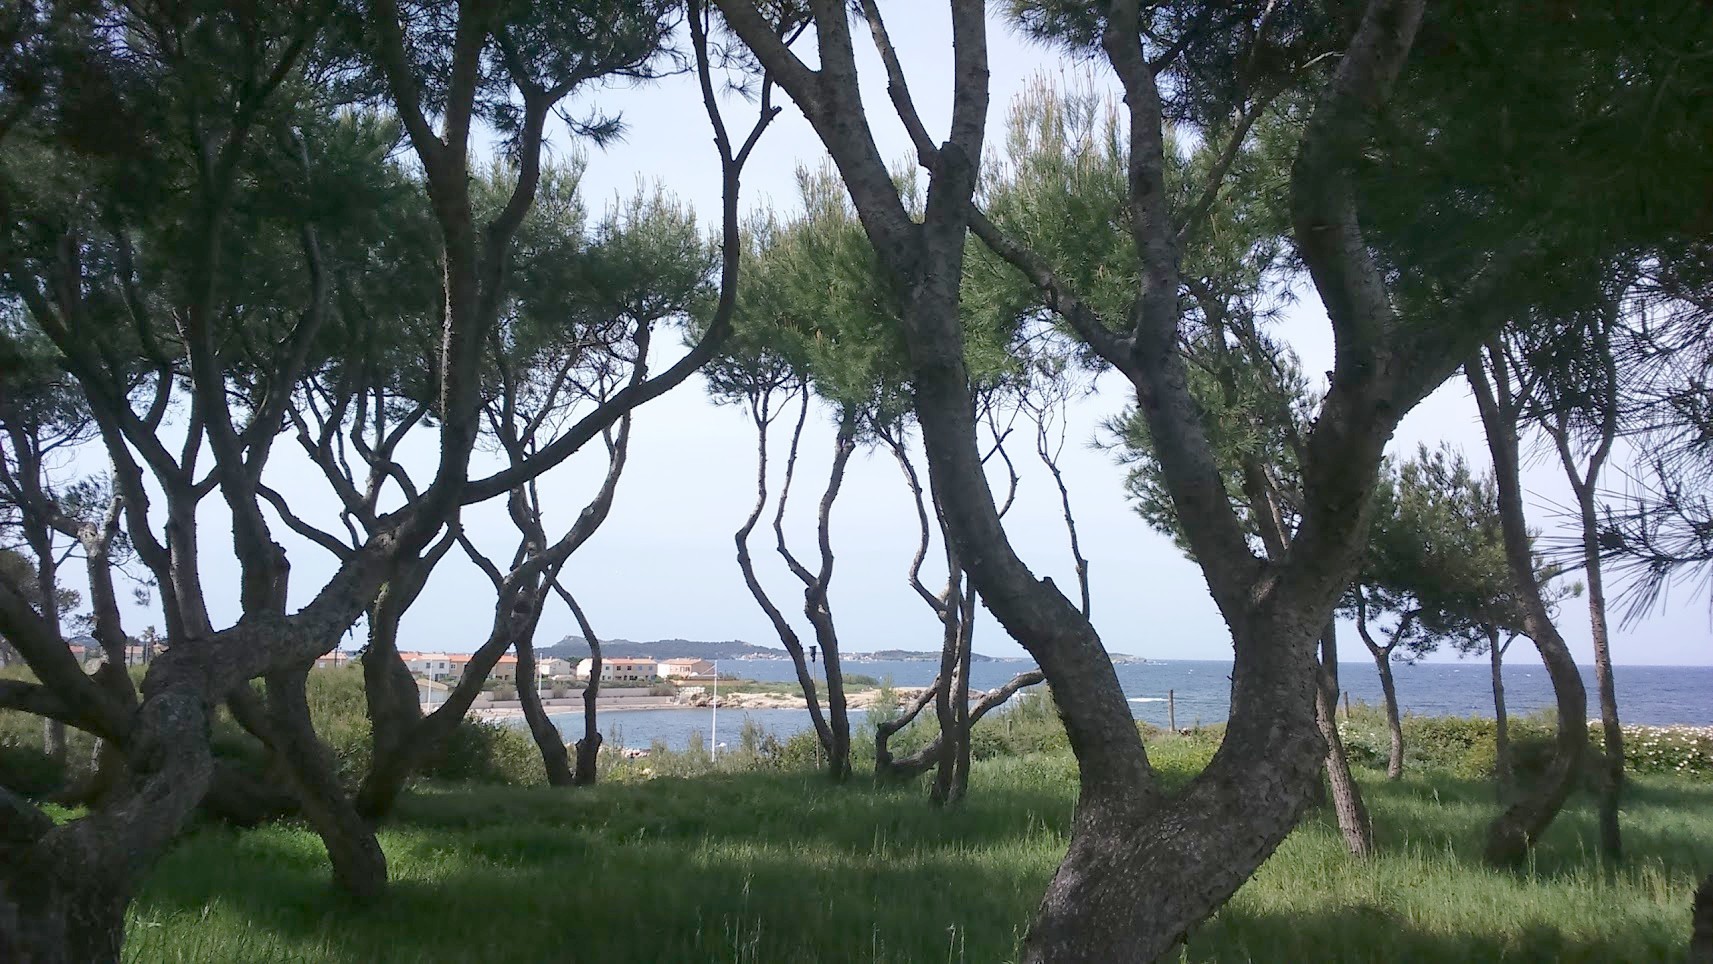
[548, 658, 1712, 751]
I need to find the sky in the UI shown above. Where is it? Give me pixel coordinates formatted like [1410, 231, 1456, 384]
[103, 7, 1709, 668]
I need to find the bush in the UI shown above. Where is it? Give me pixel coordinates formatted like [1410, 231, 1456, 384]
[648, 682, 677, 697]
[763, 729, 825, 771]
[424, 718, 546, 787]
[1621, 724, 1713, 778]
[969, 688, 1066, 760]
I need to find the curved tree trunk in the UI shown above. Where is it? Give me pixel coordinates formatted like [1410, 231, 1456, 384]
[1373, 653, 1404, 780]
[263, 669, 387, 901]
[0, 681, 216, 962]
[355, 619, 521, 819]
[876, 676, 938, 777]
[883, 671, 1045, 780]
[559, 586, 604, 786]
[361, 565, 436, 810]
[735, 388, 836, 761]
[514, 617, 573, 786]
[706, 2, 1431, 958]
[791, 411, 858, 783]
[1547, 301, 1625, 864]
[1469, 348, 1588, 865]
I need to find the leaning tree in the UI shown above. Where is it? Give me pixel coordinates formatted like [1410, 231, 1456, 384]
[702, 0, 1704, 956]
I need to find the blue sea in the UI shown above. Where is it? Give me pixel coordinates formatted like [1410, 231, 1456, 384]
[549, 658, 1712, 752]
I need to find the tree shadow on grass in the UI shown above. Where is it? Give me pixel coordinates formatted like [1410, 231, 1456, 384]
[1186, 903, 1657, 963]
[131, 809, 1049, 963]
[388, 768, 1078, 858]
[1353, 770, 1713, 882]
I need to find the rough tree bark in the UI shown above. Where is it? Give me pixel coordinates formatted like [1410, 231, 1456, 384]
[1468, 344, 1588, 865]
[1317, 624, 1374, 856]
[262, 669, 387, 900]
[712, 0, 1436, 957]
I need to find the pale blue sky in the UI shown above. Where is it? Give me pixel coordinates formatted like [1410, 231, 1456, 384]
[107, 7, 1707, 667]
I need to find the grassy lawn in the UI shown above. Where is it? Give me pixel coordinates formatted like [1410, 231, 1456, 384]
[124, 742, 1711, 963]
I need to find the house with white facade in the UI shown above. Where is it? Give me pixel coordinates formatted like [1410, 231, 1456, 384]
[657, 657, 715, 679]
[576, 657, 657, 683]
[537, 657, 576, 679]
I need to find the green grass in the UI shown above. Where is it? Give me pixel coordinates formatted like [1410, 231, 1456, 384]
[122, 739, 1712, 963]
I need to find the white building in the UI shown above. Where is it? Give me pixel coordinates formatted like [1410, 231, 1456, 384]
[576, 657, 657, 683]
[401, 651, 456, 680]
[657, 657, 715, 679]
[538, 657, 576, 678]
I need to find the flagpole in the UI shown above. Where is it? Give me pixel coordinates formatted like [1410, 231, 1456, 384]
[711, 660, 719, 762]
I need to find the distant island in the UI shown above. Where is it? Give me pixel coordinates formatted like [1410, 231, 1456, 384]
[848, 649, 997, 663]
[538, 637, 783, 662]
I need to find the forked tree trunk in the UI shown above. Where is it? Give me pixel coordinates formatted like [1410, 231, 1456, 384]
[882, 671, 1045, 781]
[1354, 600, 1409, 781]
[789, 411, 858, 783]
[1318, 626, 1374, 856]
[362, 579, 430, 808]
[1024, 617, 1328, 962]
[1549, 304, 1625, 863]
[514, 625, 573, 786]
[1489, 629, 1513, 796]
[1469, 348, 1588, 865]
[876, 677, 938, 776]
[735, 389, 836, 764]
[263, 669, 387, 901]
[355, 620, 521, 819]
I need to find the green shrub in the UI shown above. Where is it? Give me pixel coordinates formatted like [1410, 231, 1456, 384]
[1621, 725, 1713, 778]
[424, 718, 546, 787]
[765, 729, 825, 771]
[969, 688, 1067, 760]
